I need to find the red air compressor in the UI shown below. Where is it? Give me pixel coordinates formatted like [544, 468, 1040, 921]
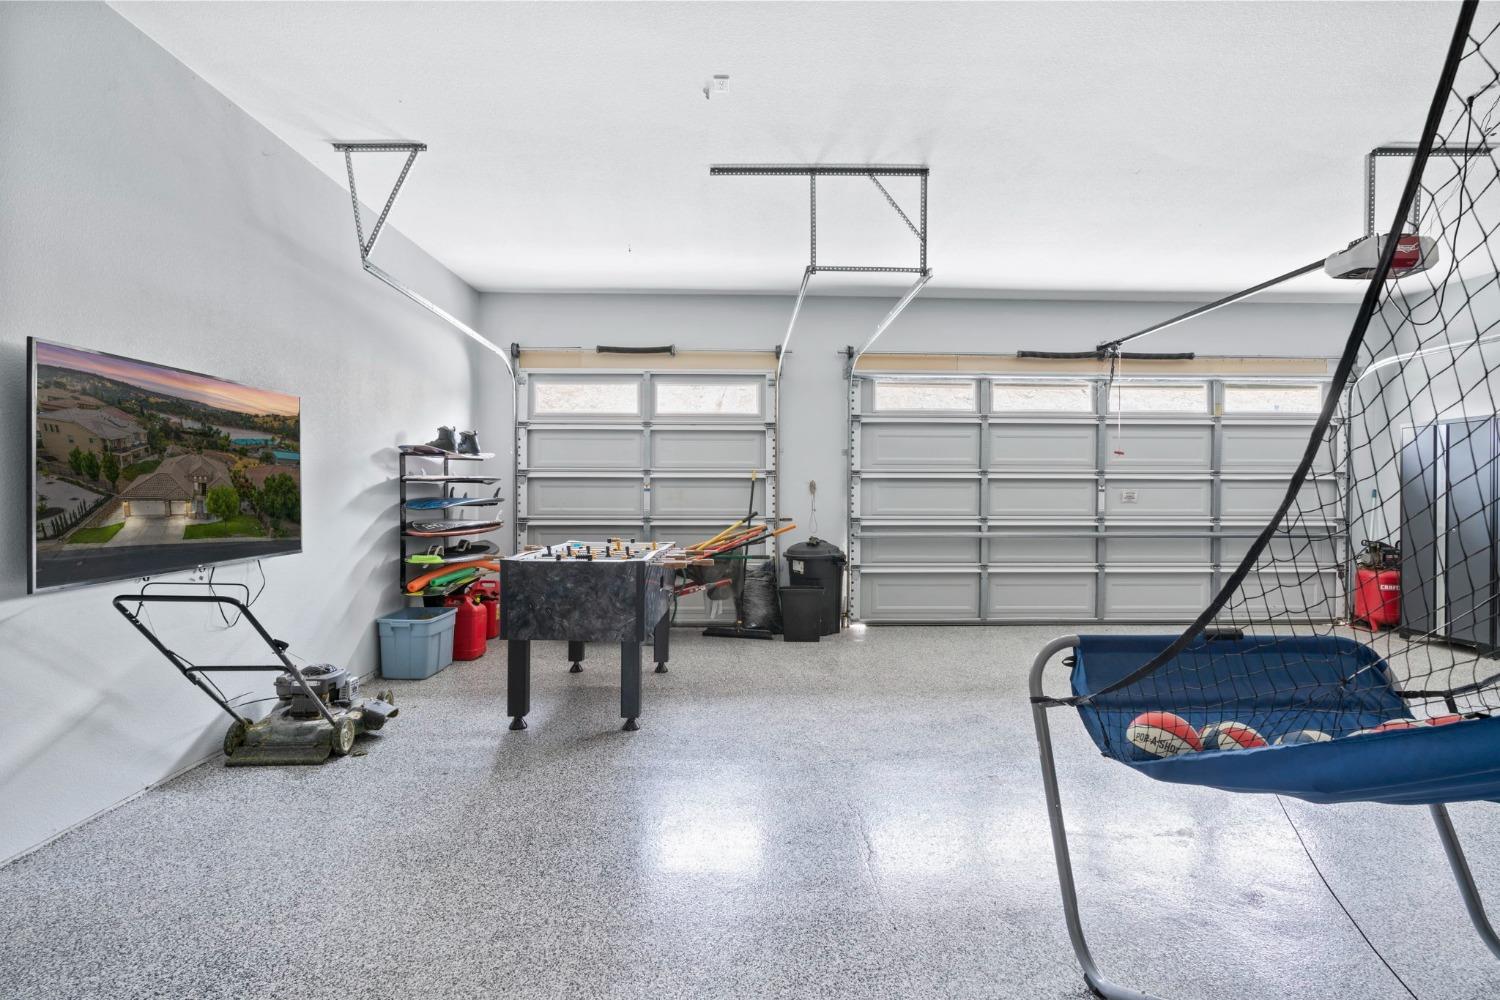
[1353, 540, 1401, 630]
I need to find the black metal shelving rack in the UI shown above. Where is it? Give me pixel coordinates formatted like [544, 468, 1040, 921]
[398, 448, 505, 600]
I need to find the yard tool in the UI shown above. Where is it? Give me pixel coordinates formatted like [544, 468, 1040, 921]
[112, 585, 397, 766]
[688, 519, 747, 552]
[673, 577, 734, 600]
[703, 523, 797, 557]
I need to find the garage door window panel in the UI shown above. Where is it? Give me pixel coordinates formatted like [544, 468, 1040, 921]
[990, 381, 1094, 412]
[1108, 382, 1209, 413]
[530, 378, 642, 419]
[1223, 383, 1324, 414]
[653, 378, 764, 419]
[871, 380, 977, 413]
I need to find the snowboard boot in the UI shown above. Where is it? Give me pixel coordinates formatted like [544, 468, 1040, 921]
[457, 430, 481, 456]
[425, 426, 459, 453]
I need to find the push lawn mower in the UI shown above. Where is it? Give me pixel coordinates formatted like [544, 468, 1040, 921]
[113, 586, 397, 766]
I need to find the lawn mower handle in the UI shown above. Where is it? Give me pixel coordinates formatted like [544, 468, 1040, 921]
[112, 590, 340, 729]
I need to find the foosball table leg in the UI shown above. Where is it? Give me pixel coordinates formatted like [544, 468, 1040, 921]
[507, 639, 531, 731]
[620, 640, 642, 731]
[568, 640, 585, 673]
[653, 615, 670, 674]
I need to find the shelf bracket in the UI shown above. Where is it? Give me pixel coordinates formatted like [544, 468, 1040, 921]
[332, 140, 514, 379]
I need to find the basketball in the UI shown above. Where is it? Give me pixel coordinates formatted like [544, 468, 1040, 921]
[1275, 728, 1332, 746]
[1199, 721, 1267, 751]
[1125, 711, 1202, 759]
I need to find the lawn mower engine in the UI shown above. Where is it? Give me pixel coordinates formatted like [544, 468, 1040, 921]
[225, 663, 398, 767]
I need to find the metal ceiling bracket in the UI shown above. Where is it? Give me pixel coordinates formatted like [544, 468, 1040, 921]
[1364, 141, 1492, 237]
[714, 162, 934, 380]
[710, 163, 930, 275]
[331, 140, 514, 379]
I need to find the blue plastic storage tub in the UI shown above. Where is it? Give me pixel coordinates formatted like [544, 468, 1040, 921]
[377, 606, 457, 679]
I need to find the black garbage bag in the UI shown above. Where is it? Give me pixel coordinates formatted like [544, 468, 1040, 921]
[739, 559, 783, 634]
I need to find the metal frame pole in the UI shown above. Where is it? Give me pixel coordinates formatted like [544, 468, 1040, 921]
[849, 271, 934, 369]
[1430, 804, 1500, 961]
[1031, 635, 1168, 1000]
[772, 268, 814, 561]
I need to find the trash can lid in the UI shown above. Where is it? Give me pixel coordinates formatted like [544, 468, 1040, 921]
[785, 536, 846, 561]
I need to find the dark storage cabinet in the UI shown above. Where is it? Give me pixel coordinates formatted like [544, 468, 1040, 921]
[1400, 419, 1500, 650]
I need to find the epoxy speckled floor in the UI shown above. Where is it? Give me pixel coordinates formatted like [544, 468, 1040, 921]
[3, 626, 1499, 999]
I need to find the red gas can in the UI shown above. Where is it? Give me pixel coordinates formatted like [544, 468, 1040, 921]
[1354, 566, 1401, 629]
[451, 593, 488, 660]
[470, 578, 501, 640]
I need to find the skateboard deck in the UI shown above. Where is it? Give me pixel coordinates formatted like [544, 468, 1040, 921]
[406, 539, 501, 565]
[406, 519, 505, 538]
[404, 495, 504, 511]
[401, 475, 502, 484]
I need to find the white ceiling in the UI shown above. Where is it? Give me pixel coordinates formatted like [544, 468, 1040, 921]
[113, 1, 1460, 299]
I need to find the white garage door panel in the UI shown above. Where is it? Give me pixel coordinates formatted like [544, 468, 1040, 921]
[859, 571, 981, 620]
[989, 423, 1095, 470]
[862, 423, 981, 469]
[1104, 425, 1213, 470]
[1102, 535, 1212, 564]
[653, 429, 766, 470]
[1238, 570, 1342, 618]
[652, 477, 765, 518]
[990, 533, 1095, 564]
[1221, 422, 1330, 472]
[526, 523, 646, 547]
[857, 532, 979, 565]
[989, 479, 1096, 518]
[127, 499, 168, 517]
[849, 374, 1342, 624]
[1103, 479, 1212, 519]
[860, 478, 981, 517]
[1221, 477, 1342, 520]
[1221, 533, 1340, 565]
[1102, 570, 1214, 619]
[526, 428, 644, 470]
[524, 477, 642, 519]
[987, 571, 1096, 619]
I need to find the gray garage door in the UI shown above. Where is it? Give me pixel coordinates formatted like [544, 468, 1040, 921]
[848, 373, 1342, 623]
[516, 365, 777, 624]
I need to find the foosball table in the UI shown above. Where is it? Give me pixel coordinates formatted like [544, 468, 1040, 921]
[499, 539, 711, 731]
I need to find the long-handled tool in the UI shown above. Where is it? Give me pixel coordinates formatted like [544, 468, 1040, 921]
[702, 523, 797, 557]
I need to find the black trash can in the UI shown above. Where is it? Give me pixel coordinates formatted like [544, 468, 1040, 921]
[779, 586, 823, 642]
[784, 537, 846, 635]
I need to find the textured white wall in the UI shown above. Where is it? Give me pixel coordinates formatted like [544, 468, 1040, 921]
[0, 3, 501, 863]
[480, 290, 1359, 556]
